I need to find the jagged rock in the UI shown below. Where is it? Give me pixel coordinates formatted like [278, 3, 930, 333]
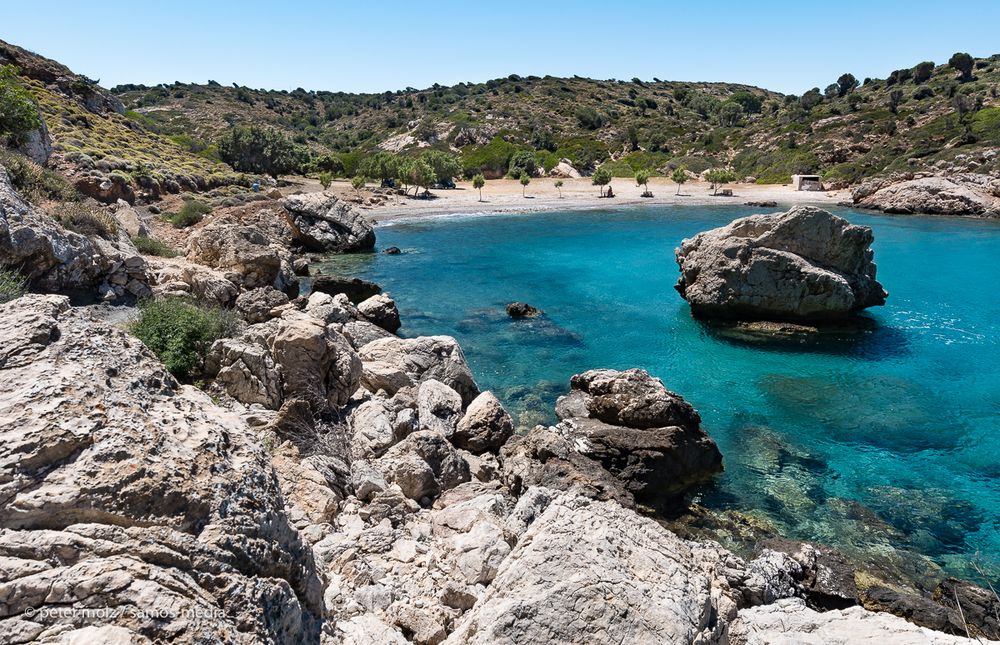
[312, 275, 382, 303]
[446, 494, 738, 644]
[548, 159, 581, 179]
[15, 117, 52, 166]
[852, 173, 1000, 217]
[341, 320, 394, 350]
[505, 302, 542, 318]
[149, 258, 238, 307]
[186, 215, 297, 293]
[375, 431, 470, 503]
[0, 295, 321, 642]
[235, 286, 289, 323]
[111, 199, 148, 238]
[358, 293, 401, 333]
[417, 379, 464, 436]
[554, 369, 722, 508]
[675, 206, 887, 321]
[74, 175, 135, 204]
[305, 290, 360, 324]
[293, 257, 310, 276]
[453, 391, 514, 454]
[361, 360, 415, 397]
[730, 598, 991, 644]
[206, 335, 283, 408]
[349, 390, 419, 459]
[1, 164, 149, 300]
[359, 336, 480, 406]
[283, 192, 376, 252]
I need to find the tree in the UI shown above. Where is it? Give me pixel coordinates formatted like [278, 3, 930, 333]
[218, 125, 303, 178]
[635, 169, 651, 196]
[360, 152, 400, 186]
[409, 159, 435, 196]
[351, 174, 366, 196]
[730, 91, 762, 114]
[421, 150, 461, 183]
[507, 150, 537, 179]
[888, 89, 904, 114]
[519, 173, 530, 197]
[716, 101, 744, 127]
[799, 88, 823, 110]
[472, 173, 485, 201]
[0, 65, 41, 143]
[318, 171, 333, 190]
[705, 168, 737, 195]
[554, 179, 564, 198]
[949, 52, 974, 82]
[913, 61, 935, 84]
[592, 167, 612, 196]
[671, 167, 688, 195]
[395, 157, 414, 194]
[836, 73, 859, 97]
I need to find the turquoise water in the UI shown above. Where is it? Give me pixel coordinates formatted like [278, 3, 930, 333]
[320, 205, 1000, 583]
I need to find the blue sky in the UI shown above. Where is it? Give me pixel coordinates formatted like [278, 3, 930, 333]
[5, 1, 1000, 95]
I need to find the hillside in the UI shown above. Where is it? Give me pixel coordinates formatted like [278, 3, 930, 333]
[0, 39, 242, 201]
[115, 56, 1000, 184]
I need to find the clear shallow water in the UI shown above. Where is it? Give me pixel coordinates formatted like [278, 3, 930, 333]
[320, 205, 1000, 583]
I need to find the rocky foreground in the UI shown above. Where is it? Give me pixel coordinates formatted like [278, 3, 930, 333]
[1, 162, 997, 643]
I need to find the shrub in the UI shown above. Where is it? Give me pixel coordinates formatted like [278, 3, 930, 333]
[0, 268, 27, 303]
[913, 61, 935, 84]
[461, 136, 518, 177]
[318, 171, 333, 189]
[132, 236, 177, 257]
[507, 150, 537, 178]
[575, 106, 604, 130]
[130, 298, 237, 381]
[591, 166, 612, 194]
[949, 52, 974, 81]
[55, 202, 119, 239]
[421, 150, 462, 182]
[0, 65, 40, 142]
[164, 200, 211, 228]
[218, 125, 307, 178]
[0, 149, 80, 202]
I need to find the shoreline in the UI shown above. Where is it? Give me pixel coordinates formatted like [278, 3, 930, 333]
[304, 176, 851, 223]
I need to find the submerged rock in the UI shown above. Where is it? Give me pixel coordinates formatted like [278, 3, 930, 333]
[505, 301, 542, 318]
[675, 206, 887, 321]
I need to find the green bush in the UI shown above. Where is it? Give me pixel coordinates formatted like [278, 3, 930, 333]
[0, 65, 40, 141]
[217, 125, 307, 178]
[132, 236, 177, 257]
[507, 150, 537, 178]
[131, 298, 237, 381]
[0, 268, 27, 304]
[461, 136, 518, 177]
[0, 149, 81, 202]
[164, 200, 211, 228]
[55, 203, 119, 239]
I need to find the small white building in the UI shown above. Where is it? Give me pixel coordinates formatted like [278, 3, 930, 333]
[791, 175, 824, 191]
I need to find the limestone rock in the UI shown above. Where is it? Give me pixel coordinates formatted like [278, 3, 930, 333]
[341, 320, 394, 350]
[0, 295, 321, 643]
[111, 199, 148, 238]
[149, 258, 238, 307]
[375, 431, 470, 502]
[453, 391, 514, 454]
[311, 275, 382, 303]
[417, 379, 464, 436]
[359, 336, 480, 406]
[305, 290, 360, 325]
[186, 215, 296, 293]
[729, 598, 994, 644]
[235, 286, 289, 324]
[675, 206, 887, 321]
[559, 367, 702, 430]
[852, 173, 1000, 217]
[446, 494, 737, 644]
[283, 192, 376, 252]
[358, 293, 401, 333]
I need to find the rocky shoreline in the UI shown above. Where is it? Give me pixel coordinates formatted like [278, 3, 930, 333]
[2, 161, 998, 643]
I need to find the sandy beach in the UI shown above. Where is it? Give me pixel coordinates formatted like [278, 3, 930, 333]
[293, 176, 850, 223]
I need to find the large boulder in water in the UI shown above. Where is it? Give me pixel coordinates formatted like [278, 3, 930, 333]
[852, 173, 1000, 217]
[283, 192, 376, 252]
[674, 206, 887, 321]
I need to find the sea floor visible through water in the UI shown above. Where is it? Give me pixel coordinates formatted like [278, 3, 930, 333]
[318, 204, 1000, 586]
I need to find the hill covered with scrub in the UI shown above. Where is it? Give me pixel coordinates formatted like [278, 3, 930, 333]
[3, 35, 999, 201]
[114, 52, 1000, 185]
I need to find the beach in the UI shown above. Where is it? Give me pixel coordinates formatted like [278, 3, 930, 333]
[287, 176, 850, 222]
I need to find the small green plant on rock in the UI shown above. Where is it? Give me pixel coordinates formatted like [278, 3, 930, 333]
[164, 200, 211, 228]
[130, 298, 237, 381]
[0, 268, 27, 303]
[55, 202, 119, 239]
[131, 236, 177, 257]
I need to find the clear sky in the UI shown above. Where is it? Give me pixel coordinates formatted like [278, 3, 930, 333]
[4, 0, 1000, 95]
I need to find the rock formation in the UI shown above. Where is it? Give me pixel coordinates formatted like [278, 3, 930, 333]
[853, 173, 1000, 217]
[675, 206, 887, 321]
[283, 192, 376, 252]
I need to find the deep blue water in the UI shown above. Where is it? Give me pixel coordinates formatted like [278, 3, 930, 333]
[319, 205, 1000, 583]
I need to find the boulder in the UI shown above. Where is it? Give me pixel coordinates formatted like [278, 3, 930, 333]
[505, 302, 542, 318]
[359, 336, 480, 406]
[111, 199, 148, 238]
[852, 173, 1000, 217]
[15, 116, 52, 166]
[375, 431, 471, 502]
[235, 286, 290, 324]
[312, 275, 382, 303]
[384, 246, 402, 255]
[283, 192, 376, 252]
[305, 290, 360, 324]
[417, 379, 464, 436]
[554, 369, 722, 508]
[675, 206, 887, 321]
[0, 295, 321, 642]
[730, 598, 990, 644]
[359, 293, 401, 333]
[74, 175, 135, 204]
[548, 159, 581, 179]
[446, 494, 737, 644]
[148, 258, 238, 307]
[453, 391, 514, 454]
[186, 215, 297, 293]
[341, 319, 394, 350]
